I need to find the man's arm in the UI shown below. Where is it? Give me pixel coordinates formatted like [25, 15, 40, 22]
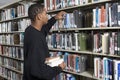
[41, 11, 66, 36]
[41, 17, 56, 36]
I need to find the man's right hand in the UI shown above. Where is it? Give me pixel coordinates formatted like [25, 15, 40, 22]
[58, 62, 66, 70]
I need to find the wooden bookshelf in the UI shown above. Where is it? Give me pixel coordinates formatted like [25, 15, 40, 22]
[0, 0, 119, 79]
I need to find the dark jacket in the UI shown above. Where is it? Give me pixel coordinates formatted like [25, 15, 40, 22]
[23, 17, 62, 80]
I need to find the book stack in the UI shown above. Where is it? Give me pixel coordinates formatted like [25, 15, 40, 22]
[45, 56, 63, 67]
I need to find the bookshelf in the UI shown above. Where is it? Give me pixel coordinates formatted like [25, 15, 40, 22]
[0, 0, 34, 80]
[0, 0, 119, 80]
[46, 0, 120, 80]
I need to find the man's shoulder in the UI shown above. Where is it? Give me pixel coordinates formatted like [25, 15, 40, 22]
[25, 25, 32, 32]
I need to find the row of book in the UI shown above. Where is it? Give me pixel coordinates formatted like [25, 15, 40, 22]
[94, 57, 120, 80]
[44, 0, 101, 11]
[50, 10, 92, 29]
[0, 2, 33, 21]
[93, 32, 120, 56]
[93, 3, 120, 28]
[1, 2, 119, 32]
[0, 46, 24, 60]
[47, 32, 120, 56]
[49, 52, 87, 73]
[0, 19, 31, 32]
[49, 2, 120, 30]
[53, 73, 92, 80]
[0, 57, 23, 72]
[0, 33, 24, 45]
[50, 51, 120, 80]
[53, 73, 78, 80]
[0, 66, 22, 80]
[47, 33, 92, 51]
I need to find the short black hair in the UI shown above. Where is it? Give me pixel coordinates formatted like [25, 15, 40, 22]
[28, 4, 44, 21]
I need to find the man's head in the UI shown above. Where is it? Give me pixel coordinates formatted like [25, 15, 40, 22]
[28, 4, 48, 24]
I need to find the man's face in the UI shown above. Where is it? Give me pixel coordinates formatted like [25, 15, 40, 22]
[41, 8, 48, 24]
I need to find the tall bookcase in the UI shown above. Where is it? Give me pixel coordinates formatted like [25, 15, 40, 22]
[0, 0, 40, 80]
[0, 0, 119, 80]
[45, 0, 120, 80]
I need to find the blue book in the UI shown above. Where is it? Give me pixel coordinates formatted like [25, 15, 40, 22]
[75, 56, 80, 72]
[103, 58, 108, 80]
[52, 34, 57, 48]
[108, 59, 113, 80]
[64, 52, 69, 69]
[96, 7, 99, 27]
[118, 63, 120, 80]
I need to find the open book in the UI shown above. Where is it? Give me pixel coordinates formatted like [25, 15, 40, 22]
[45, 56, 64, 67]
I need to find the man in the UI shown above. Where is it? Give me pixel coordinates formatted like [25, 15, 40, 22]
[23, 3, 66, 80]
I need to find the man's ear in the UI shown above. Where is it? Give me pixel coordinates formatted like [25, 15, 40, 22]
[37, 13, 42, 20]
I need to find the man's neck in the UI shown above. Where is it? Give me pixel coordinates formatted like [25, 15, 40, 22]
[31, 21, 43, 31]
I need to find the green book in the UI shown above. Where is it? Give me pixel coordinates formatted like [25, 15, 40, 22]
[78, 33, 87, 51]
[117, 32, 120, 56]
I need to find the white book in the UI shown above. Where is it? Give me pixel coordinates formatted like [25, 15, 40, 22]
[45, 57, 63, 67]
[94, 57, 100, 78]
[93, 9, 96, 27]
[75, 33, 78, 51]
[98, 9, 101, 27]
[0, 24, 1, 33]
[109, 7, 112, 27]
[50, 0, 53, 10]
[102, 33, 109, 54]
[45, 57, 60, 63]
[113, 60, 120, 80]
[47, 59, 63, 67]
[118, 4, 120, 26]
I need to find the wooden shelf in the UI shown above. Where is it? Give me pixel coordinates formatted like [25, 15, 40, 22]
[0, 31, 24, 34]
[50, 27, 120, 32]
[49, 48, 92, 54]
[0, 46, 119, 58]
[0, 15, 28, 23]
[0, 44, 23, 47]
[0, 54, 23, 61]
[0, 27, 120, 34]
[0, 75, 8, 79]
[93, 52, 120, 58]
[49, 48, 120, 58]
[63, 70, 102, 80]
[0, 64, 23, 74]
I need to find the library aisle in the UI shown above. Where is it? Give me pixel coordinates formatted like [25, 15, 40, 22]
[0, 0, 119, 80]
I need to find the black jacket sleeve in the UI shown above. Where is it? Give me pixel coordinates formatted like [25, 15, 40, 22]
[30, 40, 62, 80]
[41, 17, 56, 36]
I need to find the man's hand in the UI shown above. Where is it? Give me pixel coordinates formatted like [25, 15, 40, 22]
[58, 62, 66, 70]
[45, 56, 59, 61]
[55, 11, 66, 20]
